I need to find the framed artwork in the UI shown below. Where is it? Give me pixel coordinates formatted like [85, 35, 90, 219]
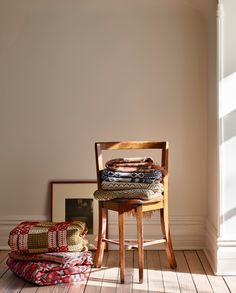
[51, 180, 98, 249]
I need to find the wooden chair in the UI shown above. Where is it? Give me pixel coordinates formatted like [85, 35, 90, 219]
[94, 141, 177, 283]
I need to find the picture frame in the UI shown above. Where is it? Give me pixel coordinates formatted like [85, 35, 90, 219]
[51, 180, 98, 249]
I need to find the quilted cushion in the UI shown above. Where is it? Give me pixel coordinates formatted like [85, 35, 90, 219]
[7, 252, 92, 286]
[8, 221, 88, 254]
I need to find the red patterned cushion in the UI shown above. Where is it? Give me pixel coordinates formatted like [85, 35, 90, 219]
[7, 251, 92, 285]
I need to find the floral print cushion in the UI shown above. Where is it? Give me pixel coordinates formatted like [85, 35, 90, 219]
[7, 251, 93, 286]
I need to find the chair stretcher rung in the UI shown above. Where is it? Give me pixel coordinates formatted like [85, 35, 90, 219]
[102, 238, 120, 245]
[132, 239, 166, 248]
[102, 238, 166, 249]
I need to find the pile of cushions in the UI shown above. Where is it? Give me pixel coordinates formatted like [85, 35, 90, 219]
[94, 157, 166, 200]
[7, 221, 93, 286]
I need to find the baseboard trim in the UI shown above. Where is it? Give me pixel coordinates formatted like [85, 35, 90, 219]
[205, 219, 236, 275]
[0, 215, 205, 250]
[216, 238, 236, 275]
[204, 219, 218, 274]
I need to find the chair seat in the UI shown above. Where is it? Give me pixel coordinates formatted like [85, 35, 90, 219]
[106, 197, 163, 205]
[94, 188, 163, 201]
[102, 196, 164, 215]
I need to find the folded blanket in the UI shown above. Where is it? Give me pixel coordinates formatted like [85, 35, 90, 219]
[101, 169, 162, 183]
[101, 181, 162, 191]
[9, 221, 88, 254]
[106, 157, 167, 175]
[8, 251, 92, 266]
[106, 157, 154, 172]
[94, 188, 163, 201]
[7, 251, 93, 286]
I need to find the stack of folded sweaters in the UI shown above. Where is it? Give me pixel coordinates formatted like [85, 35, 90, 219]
[7, 221, 93, 286]
[94, 157, 166, 201]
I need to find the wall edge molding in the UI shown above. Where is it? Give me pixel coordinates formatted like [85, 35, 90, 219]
[205, 219, 236, 275]
[204, 219, 218, 274]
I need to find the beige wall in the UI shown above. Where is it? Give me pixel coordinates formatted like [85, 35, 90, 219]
[0, 1, 208, 234]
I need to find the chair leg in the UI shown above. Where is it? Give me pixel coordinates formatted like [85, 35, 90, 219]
[136, 205, 144, 283]
[105, 209, 109, 251]
[119, 211, 125, 284]
[160, 208, 177, 269]
[94, 201, 107, 268]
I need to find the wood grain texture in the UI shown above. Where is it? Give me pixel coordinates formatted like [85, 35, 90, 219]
[0, 252, 9, 263]
[223, 276, 236, 293]
[84, 252, 108, 293]
[175, 251, 197, 293]
[19, 283, 38, 293]
[184, 250, 213, 293]
[100, 250, 119, 293]
[37, 286, 55, 293]
[119, 211, 125, 284]
[0, 256, 9, 279]
[147, 250, 164, 293]
[197, 250, 230, 293]
[0, 269, 25, 293]
[1, 251, 236, 293]
[159, 250, 180, 293]
[136, 206, 143, 283]
[94, 201, 107, 268]
[117, 250, 133, 293]
[133, 250, 148, 293]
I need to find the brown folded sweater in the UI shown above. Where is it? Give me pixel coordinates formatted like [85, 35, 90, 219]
[105, 157, 167, 175]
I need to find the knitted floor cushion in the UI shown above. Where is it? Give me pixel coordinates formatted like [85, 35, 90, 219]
[8, 251, 93, 266]
[7, 251, 92, 286]
[9, 221, 88, 254]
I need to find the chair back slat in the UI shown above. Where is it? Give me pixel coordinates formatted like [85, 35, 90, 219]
[96, 141, 166, 151]
[95, 141, 168, 188]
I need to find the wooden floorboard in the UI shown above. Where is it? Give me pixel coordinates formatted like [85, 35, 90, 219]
[1, 250, 236, 293]
[116, 250, 133, 293]
[0, 269, 25, 293]
[100, 250, 119, 293]
[0, 252, 8, 264]
[224, 276, 236, 293]
[184, 250, 213, 293]
[146, 250, 164, 293]
[84, 252, 108, 293]
[197, 250, 230, 293]
[133, 250, 148, 293]
[159, 250, 180, 293]
[175, 251, 197, 293]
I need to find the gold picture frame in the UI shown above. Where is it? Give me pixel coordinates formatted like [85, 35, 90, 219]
[51, 180, 98, 249]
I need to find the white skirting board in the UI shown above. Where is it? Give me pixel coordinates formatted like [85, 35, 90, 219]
[0, 214, 205, 250]
[205, 219, 236, 275]
[204, 220, 218, 274]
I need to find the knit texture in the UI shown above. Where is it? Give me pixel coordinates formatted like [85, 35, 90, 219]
[8, 221, 88, 254]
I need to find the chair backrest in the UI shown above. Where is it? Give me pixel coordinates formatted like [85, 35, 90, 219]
[95, 141, 169, 188]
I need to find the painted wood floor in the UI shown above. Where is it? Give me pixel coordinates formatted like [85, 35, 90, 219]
[0, 250, 236, 293]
